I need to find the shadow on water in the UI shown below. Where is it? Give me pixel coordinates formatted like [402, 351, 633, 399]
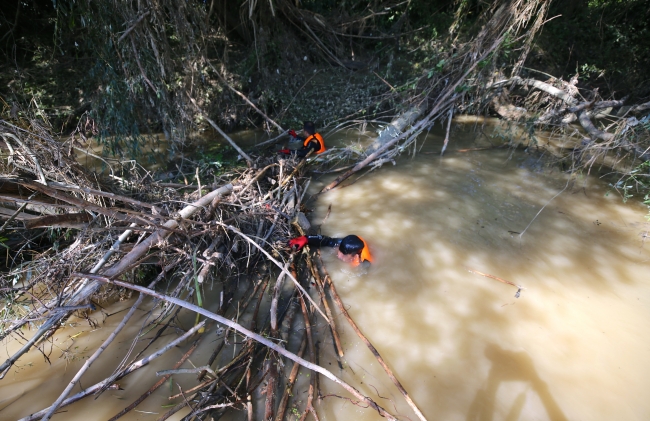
[466, 344, 568, 421]
[310, 123, 650, 421]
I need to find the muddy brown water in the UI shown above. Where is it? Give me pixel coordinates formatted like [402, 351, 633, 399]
[71, 129, 268, 175]
[2, 122, 649, 420]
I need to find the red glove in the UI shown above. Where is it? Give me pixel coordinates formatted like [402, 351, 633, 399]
[288, 129, 297, 138]
[288, 236, 308, 250]
[277, 149, 290, 155]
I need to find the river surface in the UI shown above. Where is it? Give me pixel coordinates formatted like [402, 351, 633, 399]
[2, 122, 650, 421]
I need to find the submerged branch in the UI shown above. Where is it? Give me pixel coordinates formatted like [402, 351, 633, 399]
[487, 75, 650, 162]
[316, 251, 429, 421]
[19, 321, 207, 421]
[189, 98, 253, 165]
[71, 272, 400, 421]
[41, 293, 148, 421]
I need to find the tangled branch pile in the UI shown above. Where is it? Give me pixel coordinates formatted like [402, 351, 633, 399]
[487, 76, 650, 171]
[321, 0, 556, 191]
[315, 0, 650, 198]
[0, 110, 427, 420]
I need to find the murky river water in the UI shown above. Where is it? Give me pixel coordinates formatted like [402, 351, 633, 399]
[2, 122, 650, 420]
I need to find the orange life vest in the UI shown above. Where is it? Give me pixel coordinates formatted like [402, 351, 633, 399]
[359, 236, 373, 263]
[303, 133, 326, 154]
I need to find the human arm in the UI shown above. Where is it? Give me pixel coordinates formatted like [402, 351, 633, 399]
[288, 129, 306, 141]
[288, 235, 342, 250]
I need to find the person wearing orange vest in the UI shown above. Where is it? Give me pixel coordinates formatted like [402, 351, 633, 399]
[278, 121, 326, 158]
[288, 234, 372, 266]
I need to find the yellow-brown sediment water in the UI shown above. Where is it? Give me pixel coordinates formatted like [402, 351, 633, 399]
[2, 123, 649, 420]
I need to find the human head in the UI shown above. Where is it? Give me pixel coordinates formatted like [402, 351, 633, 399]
[303, 121, 316, 135]
[336, 235, 372, 266]
[339, 235, 364, 256]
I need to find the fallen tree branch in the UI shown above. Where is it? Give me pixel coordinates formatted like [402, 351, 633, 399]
[156, 365, 215, 378]
[218, 223, 329, 322]
[629, 101, 650, 113]
[321, 31, 510, 193]
[17, 180, 160, 227]
[107, 342, 201, 421]
[47, 181, 164, 214]
[237, 163, 277, 196]
[252, 130, 291, 148]
[578, 110, 614, 142]
[19, 320, 206, 421]
[117, 10, 151, 43]
[0, 193, 35, 235]
[24, 212, 92, 229]
[189, 97, 253, 165]
[208, 61, 284, 132]
[275, 334, 307, 421]
[1, 133, 47, 185]
[270, 256, 292, 333]
[316, 251, 429, 421]
[441, 105, 454, 156]
[71, 273, 400, 421]
[568, 99, 625, 114]
[487, 76, 650, 162]
[306, 254, 344, 361]
[100, 183, 232, 278]
[465, 267, 524, 298]
[0, 184, 232, 378]
[487, 76, 577, 105]
[41, 292, 148, 421]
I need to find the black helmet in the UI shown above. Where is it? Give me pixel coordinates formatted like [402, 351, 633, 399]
[303, 121, 316, 135]
[339, 235, 364, 256]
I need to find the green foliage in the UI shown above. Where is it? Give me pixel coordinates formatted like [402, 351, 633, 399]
[579, 63, 606, 80]
[45, 0, 210, 156]
[611, 161, 650, 203]
[454, 84, 471, 94]
[500, 32, 515, 61]
[540, 0, 650, 97]
[88, 58, 145, 156]
[612, 115, 650, 214]
[195, 143, 239, 176]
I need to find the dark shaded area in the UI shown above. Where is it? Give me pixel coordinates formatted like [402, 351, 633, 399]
[1, 1, 647, 146]
[466, 344, 568, 421]
[537, 0, 650, 99]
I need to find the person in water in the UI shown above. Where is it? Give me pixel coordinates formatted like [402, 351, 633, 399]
[278, 121, 326, 158]
[288, 234, 372, 266]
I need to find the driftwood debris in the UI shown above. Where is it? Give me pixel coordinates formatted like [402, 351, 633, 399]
[18, 321, 207, 421]
[320, 1, 555, 193]
[314, 250, 429, 421]
[486, 76, 650, 164]
[72, 273, 401, 421]
[0, 116, 431, 421]
[8, 2, 638, 418]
